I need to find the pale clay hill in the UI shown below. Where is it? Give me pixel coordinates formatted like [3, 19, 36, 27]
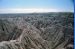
[0, 13, 74, 49]
[0, 19, 51, 49]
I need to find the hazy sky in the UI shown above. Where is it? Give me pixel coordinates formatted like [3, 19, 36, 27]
[0, 0, 74, 13]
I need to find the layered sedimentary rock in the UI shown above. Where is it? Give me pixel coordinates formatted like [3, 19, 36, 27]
[0, 19, 51, 49]
[0, 13, 74, 49]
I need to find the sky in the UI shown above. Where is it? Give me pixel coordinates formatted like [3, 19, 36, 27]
[0, 0, 74, 13]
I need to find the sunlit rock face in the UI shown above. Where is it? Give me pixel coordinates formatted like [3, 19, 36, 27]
[0, 19, 51, 49]
[0, 12, 74, 49]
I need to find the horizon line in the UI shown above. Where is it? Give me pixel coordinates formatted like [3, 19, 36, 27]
[0, 12, 74, 14]
[0, 8, 74, 14]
